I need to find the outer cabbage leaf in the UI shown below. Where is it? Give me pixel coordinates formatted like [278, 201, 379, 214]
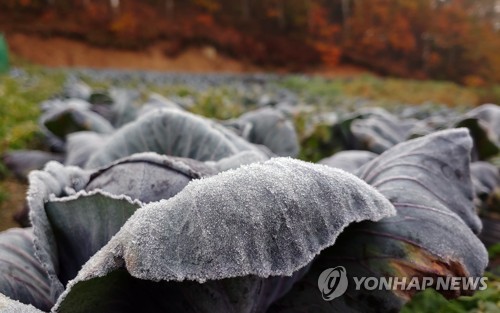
[471, 161, 500, 246]
[2, 151, 64, 181]
[0, 228, 52, 311]
[64, 132, 109, 167]
[319, 150, 378, 174]
[45, 192, 142, 286]
[351, 116, 409, 153]
[455, 104, 500, 160]
[62, 78, 91, 100]
[204, 150, 269, 172]
[54, 158, 395, 313]
[357, 128, 481, 232]
[334, 108, 415, 153]
[138, 93, 183, 117]
[228, 108, 300, 157]
[106, 88, 141, 128]
[86, 88, 139, 127]
[28, 153, 213, 301]
[39, 100, 114, 150]
[85, 152, 215, 203]
[85, 109, 268, 169]
[28, 162, 91, 301]
[269, 129, 488, 313]
[0, 293, 45, 313]
[471, 161, 499, 210]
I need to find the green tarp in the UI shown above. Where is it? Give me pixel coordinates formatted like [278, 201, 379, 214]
[0, 34, 9, 73]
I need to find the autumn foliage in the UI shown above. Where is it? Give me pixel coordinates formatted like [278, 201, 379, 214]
[0, 0, 499, 84]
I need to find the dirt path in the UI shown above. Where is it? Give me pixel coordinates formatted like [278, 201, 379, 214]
[6, 32, 258, 72]
[5, 32, 371, 76]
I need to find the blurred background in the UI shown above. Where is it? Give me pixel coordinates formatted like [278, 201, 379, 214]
[0, 0, 499, 85]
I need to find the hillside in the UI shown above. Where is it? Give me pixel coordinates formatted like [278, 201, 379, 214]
[1, 0, 499, 84]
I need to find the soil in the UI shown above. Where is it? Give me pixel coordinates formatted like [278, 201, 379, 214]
[0, 179, 25, 231]
[4, 32, 370, 76]
[6, 32, 258, 72]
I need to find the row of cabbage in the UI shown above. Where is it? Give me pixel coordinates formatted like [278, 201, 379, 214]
[0, 79, 498, 312]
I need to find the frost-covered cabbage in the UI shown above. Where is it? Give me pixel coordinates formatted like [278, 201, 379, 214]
[226, 108, 300, 157]
[84, 109, 270, 169]
[0, 81, 492, 313]
[319, 150, 378, 173]
[269, 129, 488, 313]
[53, 158, 395, 312]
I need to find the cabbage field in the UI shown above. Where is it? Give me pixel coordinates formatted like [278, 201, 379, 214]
[0, 67, 499, 312]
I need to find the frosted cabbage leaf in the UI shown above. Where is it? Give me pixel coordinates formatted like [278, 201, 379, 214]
[319, 150, 377, 174]
[53, 158, 395, 312]
[0, 228, 52, 311]
[85, 109, 268, 169]
[227, 108, 300, 157]
[269, 129, 488, 313]
[28, 153, 214, 301]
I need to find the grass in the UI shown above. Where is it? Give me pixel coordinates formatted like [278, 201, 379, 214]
[280, 74, 500, 109]
[402, 275, 500, 313]
[0, 67, 66, 152]
[0, 65, 66, 230]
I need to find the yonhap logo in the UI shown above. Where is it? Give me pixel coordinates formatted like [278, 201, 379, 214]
[317, 266, 349, 301]
[317, 266, 488, 302]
